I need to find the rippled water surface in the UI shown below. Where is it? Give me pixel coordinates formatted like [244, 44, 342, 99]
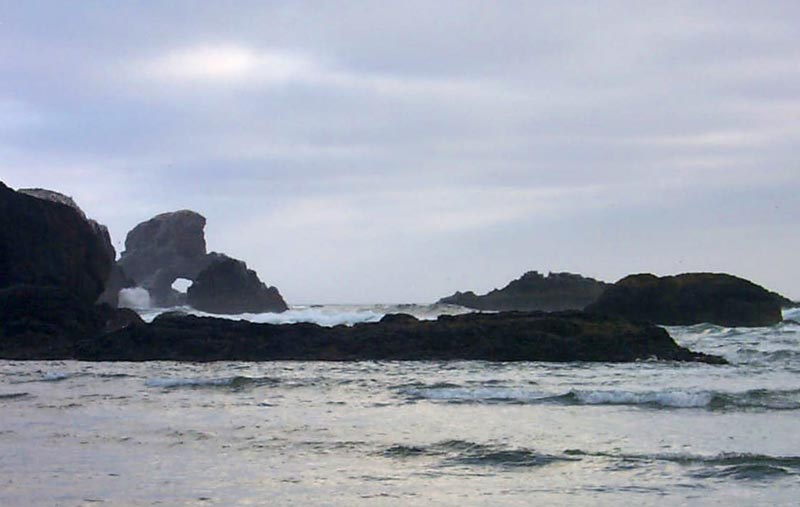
[1, 308, 799, 506]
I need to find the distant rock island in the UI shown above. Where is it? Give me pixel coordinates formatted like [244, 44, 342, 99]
[586, 273, 789, 327]
[439, 271, 610, 311]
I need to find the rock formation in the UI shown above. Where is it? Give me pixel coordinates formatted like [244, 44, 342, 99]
[116, 210, 287, 313]
[117, 210, 212, 306]
[0, 285, 143, 360]
[16, 187, 127, 306]
[586, 273, 785, 327]
[0, 182, 112, 303]
[439, 271, 610, 311]
[187, 255, 288, 314]
[0, 300, 725, 364]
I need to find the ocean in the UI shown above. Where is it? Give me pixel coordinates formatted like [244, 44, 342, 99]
[1, 305, 799, 506]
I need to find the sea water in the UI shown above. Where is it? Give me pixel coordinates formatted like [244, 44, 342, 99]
[1, 307, 799, 506]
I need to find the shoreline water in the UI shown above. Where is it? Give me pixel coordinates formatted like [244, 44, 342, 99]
[2, 312, 798, 506]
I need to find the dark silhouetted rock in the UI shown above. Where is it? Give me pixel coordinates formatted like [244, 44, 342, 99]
[0, 306, 724, 364]
[586, 273, 785, 327]
[0, 285, 143, 359]
[19, 187, 117, 271]
[439, 271, 610, 311]
[187, 255, 288, 314]
[118, 210, 211, 306]
[18, 187, 130, 306]
[0, 182, 112, 303]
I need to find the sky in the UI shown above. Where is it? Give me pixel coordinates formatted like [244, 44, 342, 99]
[1, 1, 799, 303]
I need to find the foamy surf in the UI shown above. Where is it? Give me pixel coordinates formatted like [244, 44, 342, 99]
[134, 303, 474, 326]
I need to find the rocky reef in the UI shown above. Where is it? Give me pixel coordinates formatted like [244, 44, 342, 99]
[187, 255, 288, 314]
[0, 285, 142, 360]
[586, 273, 787, 327]
[439, 271, 610, 311]
[0, 291, 724, 363]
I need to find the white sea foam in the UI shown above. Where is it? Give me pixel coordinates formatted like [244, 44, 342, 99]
[783, 307, 800, 322]
[136, 303, 473, 326]
[119, 287, 152, 310]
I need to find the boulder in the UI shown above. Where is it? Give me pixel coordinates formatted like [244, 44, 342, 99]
[187, 255, 288, 314]
[0, 182, 112, 303]
[439, 271, 610, 311]
[586, 273, 785, 327]
[118, 210, 211, 306]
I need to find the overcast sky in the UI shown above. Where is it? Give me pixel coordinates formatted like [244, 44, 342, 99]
[2, 1, 799, 303]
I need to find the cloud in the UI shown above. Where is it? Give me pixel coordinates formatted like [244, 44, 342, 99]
[138, 45, 316, 84]
[130, 43, 523, 103]
[1, 1, 799, 301]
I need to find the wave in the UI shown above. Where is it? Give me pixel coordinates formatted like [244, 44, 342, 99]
[382, 440, 799, 479]
[564, 449, 800, 481]
[400, 384, 551, 404]
[0, 392, 31, 400]
[145, 375, 280, 390]
[383, 440, 575, 469]
[400, 384, 800, 410]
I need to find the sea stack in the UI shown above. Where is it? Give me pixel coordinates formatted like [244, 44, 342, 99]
[116, 210, 287, 313]
[439, 271, 610, 311]
[586, 273, 786, 327]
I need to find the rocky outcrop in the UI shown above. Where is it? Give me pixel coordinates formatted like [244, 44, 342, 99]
[116, 210, 287, 312]
[0, 285, 143, 360]
[17, 188, 125, 306]
[187, 255, 288, 314]
[586, 273, 785, 327]
[439, 271, 610, 311]
[0, 301, 724, 364]
[117, 210, 212, 306]
[0, 182, 112, 304]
